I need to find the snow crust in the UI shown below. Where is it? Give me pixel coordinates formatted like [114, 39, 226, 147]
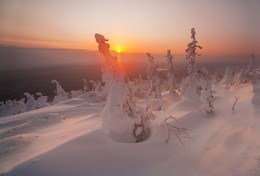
[1, 83, 260, 176]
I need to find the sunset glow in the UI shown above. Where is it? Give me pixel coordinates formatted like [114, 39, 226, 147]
[117, 49, 121, 53]
[0, 0, 259, 55]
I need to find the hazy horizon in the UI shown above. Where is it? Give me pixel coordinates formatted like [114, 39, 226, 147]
[0, 45, 258, 72]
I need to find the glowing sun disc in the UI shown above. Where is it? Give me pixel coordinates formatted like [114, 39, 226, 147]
[117, 49, 121, 53]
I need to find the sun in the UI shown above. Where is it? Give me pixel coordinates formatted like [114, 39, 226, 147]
[117, 49, 121, 53]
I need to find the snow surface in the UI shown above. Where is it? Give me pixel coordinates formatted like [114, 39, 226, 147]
[1, 83, 260, 176]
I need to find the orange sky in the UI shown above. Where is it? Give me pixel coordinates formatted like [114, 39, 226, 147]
[0, 0, 259, 55]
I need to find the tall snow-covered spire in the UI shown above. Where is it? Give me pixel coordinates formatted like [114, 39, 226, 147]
[95, 34, 151, 143]
[95, 33, 117, 67]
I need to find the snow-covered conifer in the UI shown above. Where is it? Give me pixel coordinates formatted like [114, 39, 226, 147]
[146, 53, 161, 99]
[24, 92, 36, 111]
[233, 54, 257, 87]
[89, 80, 103, 93]
[220, 66, 234, 86]
[182, 28, 203, 101]
[185, 28, 202, 75]
[165, 50, 176, 94]
[247, 53, 255, 74]
[36, 92, 49, 108]
[82, 79, 90, 93]
[70, 90, 83, 98]
[51, 80, 70, 104]
[0, 99, 25, 117]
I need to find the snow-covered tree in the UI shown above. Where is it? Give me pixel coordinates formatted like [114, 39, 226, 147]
[232, 54, 257, 87]
[0, 100, 15, 117]
[51, 80, 70, 104]
[244, 53, 256, 83]
[131, 74, 146, 98]
[36, 92, 49, 108]
[0, 99, 25, 117]
[185, 28, 202, 75]
[247, 53, 255, 74]
[95, 33, 151, 143]
[220, 66, 234, 86]
[146, 53, 161, 99]
[89, 80, 103, 94]
[182, 28, 203, 101]
[82, 79, 90, 93]
[24, 92, 36, 111]
[70, 90, 83, 98]
[165, 50, 176, 95]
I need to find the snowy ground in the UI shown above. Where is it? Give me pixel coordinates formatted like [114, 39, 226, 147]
[1, 82, 260, 176]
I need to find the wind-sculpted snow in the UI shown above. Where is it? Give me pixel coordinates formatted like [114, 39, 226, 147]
[0, 84, 260, 176]
[0, 94, 104, 173]
[0, 113, 65, 139]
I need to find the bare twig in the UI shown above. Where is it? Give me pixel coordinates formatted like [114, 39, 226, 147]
[232, 96, 239, 111]
[161, 116, 191, 146]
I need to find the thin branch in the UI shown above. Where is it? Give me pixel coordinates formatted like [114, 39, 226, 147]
[232, 96, 239, 111]
[161, 116, 191, 146]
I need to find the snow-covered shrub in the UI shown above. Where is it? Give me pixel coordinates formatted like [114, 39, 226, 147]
[227, 54, 256, 87]
[0, 100, 16, 117]
[214, 67, 225, 83]
[165, 50, 176, 95]
[70, 90, 83, 98]
[252, 66, 260, 81]
[0, 99, 25, 117]
[89, 80, 102, 92]
[232, 69, 248, 87]
[36, 92, 49, 108]
[51, 80, 70, 104]
[89, 80, 104, 101]
[146, 52, 161, 99]
[220, 66, 234, 86]
[24, 92, 36, 111]
[246, 53, 255, 76]
[82, 79, 90, 93]
[95, 33, 152, 143]
[232, 54, 255, 87]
